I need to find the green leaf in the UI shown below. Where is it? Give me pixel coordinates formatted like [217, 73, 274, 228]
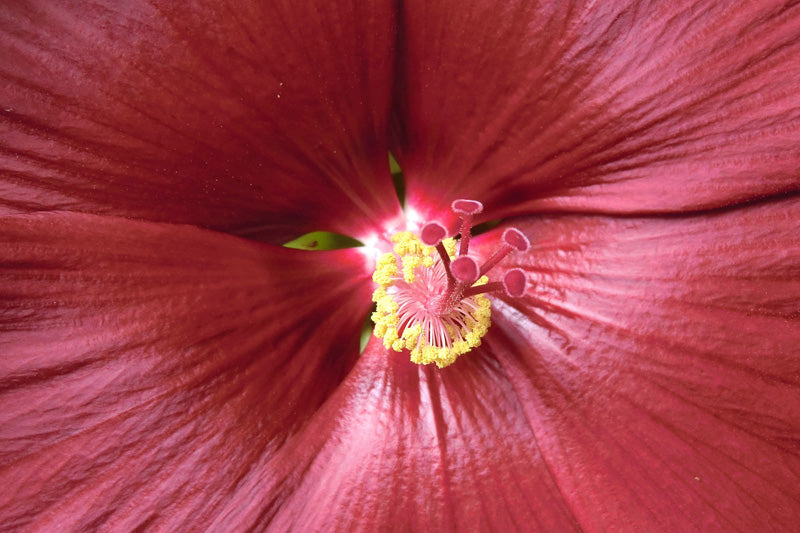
[283, 231, 362, 250]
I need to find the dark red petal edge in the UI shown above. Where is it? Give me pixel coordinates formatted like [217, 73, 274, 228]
[209, 339, 584, 531]
[395, 0, 800, 226]
[0, 0, 401, 243]
[480, 196, 800, 530]
[0, 212, 372, 530]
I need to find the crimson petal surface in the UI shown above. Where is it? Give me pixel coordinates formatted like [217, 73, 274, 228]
[394, 0, 800, 226]
[227, 340, 583, 531]
[478, 197, 800, 530]
[0, 0, 401, 243]
[247, 198, 799, 531]
[0, 212, 372, 530]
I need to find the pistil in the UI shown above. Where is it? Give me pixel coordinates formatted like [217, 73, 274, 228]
[452, 199, 483, 256]
[371, 199, 529, 368]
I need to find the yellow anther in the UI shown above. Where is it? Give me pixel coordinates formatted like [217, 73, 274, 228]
[465, 329, 482, 347]
[383, 327, 399, 346]
[372, 286, 386, 303]
[442, 238, 457, 257]
[371, 230, 493, 369]
[402, 255, 420, 283]
[376, 296, 397, 315]
[372, 252, 398, 285]
[421, 345, 437, 364]
[403, 325, 422, 349]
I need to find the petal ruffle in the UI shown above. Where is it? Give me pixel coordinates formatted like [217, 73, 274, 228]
[217, 340, 583, 531]
[242, 198, 799, 531]
[476, 197, 800, 530]
[0, 212, 372, 530]
[394, 0, 800, 224]
[0, 1, 401, 243]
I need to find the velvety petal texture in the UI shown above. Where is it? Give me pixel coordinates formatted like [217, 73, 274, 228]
[0, 213, 372, 530]
[243, 197, 800, 531]
[251, 341, 583, 532]
[480, 197, 800, 530]
[0, 0, 401, 243]
[3, 0, 800, 531]
[394, 0, 800, 226]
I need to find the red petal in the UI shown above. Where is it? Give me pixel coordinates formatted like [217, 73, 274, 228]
[394, 1, 800, 224]
[0, 1, 401, 243]
[226, 340, 583, 531]
[0, 212, 372, 530]
[474, 197, 800, 529]
[234, 198, 799, 530]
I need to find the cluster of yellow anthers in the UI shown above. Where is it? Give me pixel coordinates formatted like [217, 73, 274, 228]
[371, 231, 491, 368]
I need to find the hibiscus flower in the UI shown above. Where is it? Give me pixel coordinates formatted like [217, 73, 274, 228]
[2, 0, 799, 531]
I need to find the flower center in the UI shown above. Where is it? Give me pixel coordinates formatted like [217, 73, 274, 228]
[371, 199, 529, 368]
